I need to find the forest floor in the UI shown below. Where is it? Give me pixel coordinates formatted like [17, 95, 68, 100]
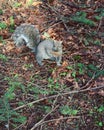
[0, 0, 104, 130]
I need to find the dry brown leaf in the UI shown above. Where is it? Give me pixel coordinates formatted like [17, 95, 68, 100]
[32, 1, 42, 6]
[62, 61, 69, 67]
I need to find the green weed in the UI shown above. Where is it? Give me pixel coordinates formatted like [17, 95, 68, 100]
[26, 0, 33, 6]
[13, 2, 22, 8]
[0, 54, 8, 62]
[43, 32, 51, 39]
[48, 78, 60, 90]
[95, 8, 104, 20]
[23, 63, 34, 70]
[60, 105, 78, 115]
[9, 16, 15, 33]
[67, 63, 86, 78]
[94, 40, 102, 46]
[67, 63, 103, 79]
[89, 105, 104, 128]
[0, 9, 3, 15]
[71, 11, 96, 26]
[87, 64, 104, 78]
[0, 36, 3, 42]
[0, 75, 27, 128]
[0, 22, 7, 29]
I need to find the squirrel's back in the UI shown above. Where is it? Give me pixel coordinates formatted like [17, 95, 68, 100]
[12, 24, 40, 51]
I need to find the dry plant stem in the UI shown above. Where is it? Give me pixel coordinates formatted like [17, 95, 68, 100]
[45, 3, 70, 32]
[80, 73, 95, 89]
[18, 52, 30, 57]
[13, 122, 27, 130]
[97, 17, 103, 32]
[31, 116, 80, 129]
[30, 105, 59, 130]
[14, 86, 104, 111]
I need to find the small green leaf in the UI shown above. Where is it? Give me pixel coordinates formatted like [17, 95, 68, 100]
[72, 71, 76, 78]
[12, 116, 27, 123]
[87, 64, 98, 71]
[97, 105, 104, 113]
[43, 32, 50, 39]
[44, 106, 51, 113]
[73, 55, 81, 60]
[0, 9, 3, 15]
[0, 54, 8, 62]
[95, 16, 102, 20]
[94, 40, 102, 45]
[0, 22, 7, 29]
[67, 66, 73, 70]
[60, 105, 78, 115]
[13, 2, 22, 8]
[98, 122, 103, 127]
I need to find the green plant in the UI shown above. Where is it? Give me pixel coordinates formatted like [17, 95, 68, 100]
[97, 105, 104, 113]
[60, 105, 78, 115]
[60, 72, 68, 76]
[9, 16, 15, 33]
[23, 63, 34, 70]
[0, 98, 27, 128]
[83, 37, 93, 45]
[89, 105, 104, 128]
[43, 32, 51, 39]
[73, 55, 81, 61]
[0, 75, 27, 128]
[0, 9, 3, 15]
[0, 36, 3, 42]
[48, 78, 60, 90]
[4, 75, 26, 100]
[10, 16, 14, 26]
[67, 63, 86, 78]
[0, 22, 7, 29]
[44, 106, 51, 113]
[0, 54, 8, 62]
[83, 36, 102, 46]
[26, 0, 33, 6]
[13, 2, 22, 8]
[87, 64, 104, 78]
[94, 40, 102, 46]
[71, 11, 96, 26]
[95, 8, 104, 20]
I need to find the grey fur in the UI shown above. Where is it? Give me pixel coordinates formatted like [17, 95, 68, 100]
[11, 24, 40, 52]
[36, 39, 62, 66]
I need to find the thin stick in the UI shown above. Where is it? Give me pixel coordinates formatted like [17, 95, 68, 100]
[31, 116, 80, 129]
[14, 86, 104, 111]
[30, 105, 59, 130]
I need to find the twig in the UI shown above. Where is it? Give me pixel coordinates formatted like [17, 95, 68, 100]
[31, 116, 80, 129]
[14, 86, 104, 111]
[18, 52, 31, 57]
[41, 3, 71, 33]
[13, 122, 26, 130]
[30, 105, 59, 130]
[97, 17, 103, 32]
[80, 73, 95, 89]
[41, 21, 63, 35]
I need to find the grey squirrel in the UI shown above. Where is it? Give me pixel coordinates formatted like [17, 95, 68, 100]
[12, 24, 62, 66]
[36, 39, 62, 66]
[11, 24, 40, 52]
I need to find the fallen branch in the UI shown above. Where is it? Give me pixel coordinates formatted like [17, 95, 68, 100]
[14, 86, 104, 111]
[30, 105, 59, 130]
[31, 115, 80, 130]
